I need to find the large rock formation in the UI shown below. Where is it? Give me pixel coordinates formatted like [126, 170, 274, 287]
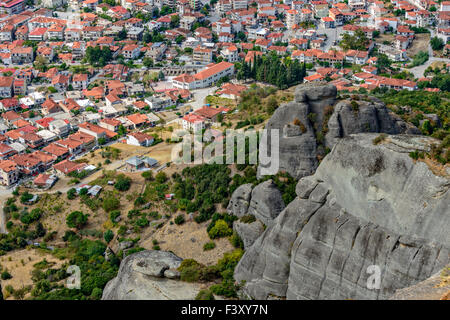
[258, 82, 419, 179]
[325, 97, 420, 149]
[102, 250, 202, 300]
[235, 133, 449, 300]
[227, 183, 253, 218]
[247, 180, 286, 227]
[227, 180, 285, 249]
[233, 220, 265, 249]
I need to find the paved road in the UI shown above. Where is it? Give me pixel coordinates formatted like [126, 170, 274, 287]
[407, 57, 449, 78]
[190, 86, 218, 110]
[316, 26, 344, 52]
[403, 28, 449, 78]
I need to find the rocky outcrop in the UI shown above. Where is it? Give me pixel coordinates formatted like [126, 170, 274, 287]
[233, 220, 265, 249]
[102, 250, 202, 300]
[227, 180, 285, 247]
[227, 183, 253, 218]
[235, 134, 450, 300]
[325, 97, 420, 150]
[258, 82, 419, 179]
[247, 180, 285, 227]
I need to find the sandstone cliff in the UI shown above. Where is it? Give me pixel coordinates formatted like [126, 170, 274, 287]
[234, 133, 449, 300]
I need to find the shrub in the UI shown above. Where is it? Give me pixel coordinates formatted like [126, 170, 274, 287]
[67, 188, 76, 200]
[350, 101, 359, 113]
[1, 271, 12, 280]
[20, 191, 33, 204]
[174, 214, 185, 225]
[117, 225, 127, 236]
[230, 232, 244, 249]
[208, 220, 233, 239]
[136, 217, 149, 228]
[195, 289, 215, 300]
[141, 171, 153, 181]
[114, 174, 131, 191]
[203, 241, 216, 251]
[20, 208, 42, 224]
[66, 211, 88, 229]
[104, 230, 114, 243]
[210, 280, 239, 298]
[90, 287, 103, 300]
[178, 259, 202, 282]
[293, 118, 307, 133]
[155, 171, 167, 184]
[372, 133, 387, 145]
[409, 150, 425, 160]
[239, 214, 256, 224]
[62, 230, 79, 242]
[134, 196, 145, 206]
[109, 210, 120, 222]
[102, 196, 120, 212]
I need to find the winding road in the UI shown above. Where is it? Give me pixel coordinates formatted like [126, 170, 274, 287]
[406, 29, 448, 79]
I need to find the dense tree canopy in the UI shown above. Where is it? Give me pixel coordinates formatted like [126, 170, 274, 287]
[237, 53, 306, 89]
[85, 46, 112, 67]
[340, 29, 370, 51]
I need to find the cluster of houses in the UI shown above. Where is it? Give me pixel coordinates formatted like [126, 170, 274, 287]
[0, 94, 163, 187]
[0, 0, 448, 186]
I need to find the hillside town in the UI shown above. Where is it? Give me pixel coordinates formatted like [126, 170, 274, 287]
[0, 0, 448, 188]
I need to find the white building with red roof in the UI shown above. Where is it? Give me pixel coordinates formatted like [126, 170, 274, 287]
[182, 113, 206, 132]
[172, 61, 235, 90]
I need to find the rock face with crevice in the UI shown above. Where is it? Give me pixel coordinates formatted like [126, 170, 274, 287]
[247, 180, 286, 227]
[102, 250, 202, 300]
[235, 134, 449, 300]
[257, 82, 419, 180]
[227, 180, 286, 249]
[325, 97, 420, 150]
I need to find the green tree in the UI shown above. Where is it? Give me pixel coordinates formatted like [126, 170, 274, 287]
[208, 220, 233, 239]
[141, 170, 153, 181]
[143, 57, 153, 68]
[20, 191, 33, 204]
[118, 124, 127, 136]
[102, 195, 120, 212]
[67, 188, 76, 200]
[85, 46, 112, 67]
[376, 53, 391, 72]
[66, 211, 88, 229]
[430, 37, 444, 51]
[170, 15, 180, 28]
[114, 174, 131, 191]
[340, 29, 369, 51]
[104, 230, 114, 243]
[116, 27, 127, 40]
[155, 171, 167, 183]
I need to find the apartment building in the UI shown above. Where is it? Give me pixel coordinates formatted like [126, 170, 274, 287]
[193, 46, 213, 64]
[173, 61, 235, 90]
